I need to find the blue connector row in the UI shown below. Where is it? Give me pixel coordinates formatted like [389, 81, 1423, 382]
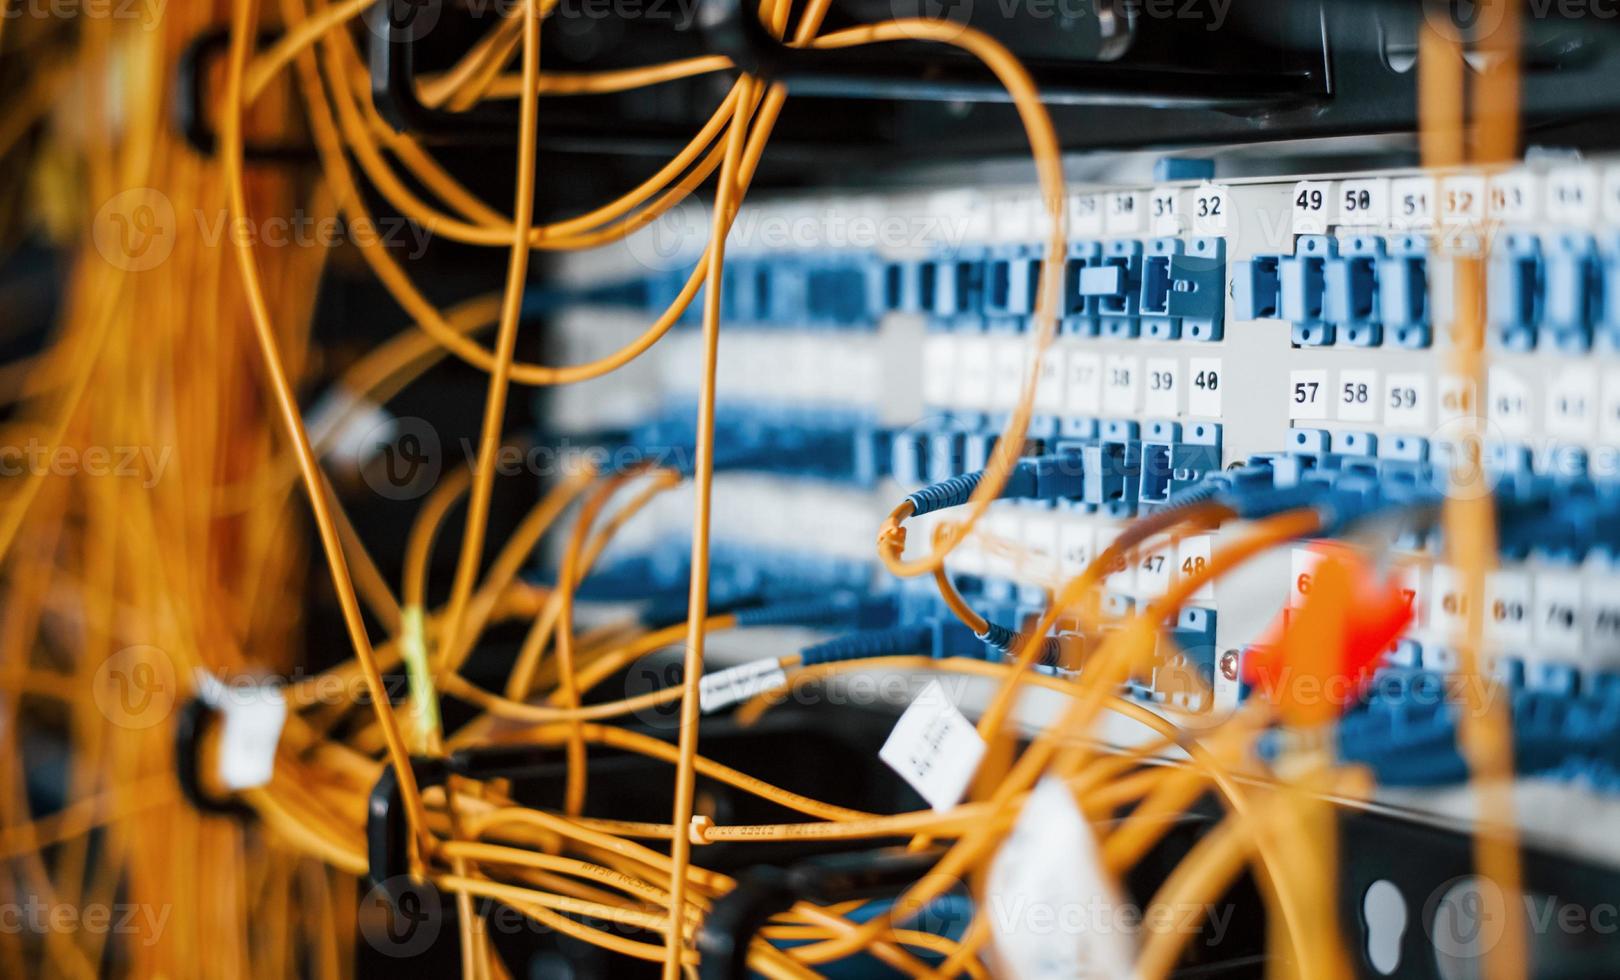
[1330, 669, 1620, 790]
[1485, 231, 1620, 353]
[890, 416, 1226, 522]
[637, 253, 889, 330]
[891, 239, 1226, 340]
[628, 405, 889, 486]
[1235, 234, 1433, 348]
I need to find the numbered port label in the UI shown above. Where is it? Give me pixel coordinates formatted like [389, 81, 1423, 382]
[1289, 369, 1329, 420]
[1488, 171, 1538, 222]
[1149, 187, 1182, 236]
[1143, 358, 1180, 417]
[1384, 372, 1430, 429]
[1106, 191, 1146, 234]
[1547, 364, 1597, 440]
[1187, 358, 1223, 418]
[1337, 178, 1390, 226]
[1337, 369, 1380, 423]
[1066, 351, 1102, 414]
[1069, 193, 1104, 236]
[1487, 366, 1533, 437]
[1440, 175, 1486, 225]
[1547, 167, 1599, 226]
[1291, 180, 1333, 235]
[1103, 355, 1142, 414]
[1390, 176, 1438, 229]
[1190, 184, 1229, 234]
[1178, 536, 1216, 604]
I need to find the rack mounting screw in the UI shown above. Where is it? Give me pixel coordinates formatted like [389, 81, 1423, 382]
[1219, 649, 1240, 682]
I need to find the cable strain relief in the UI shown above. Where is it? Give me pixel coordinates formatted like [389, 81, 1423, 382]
[905, 471, 984, 517]
[733, 593, 858, 628]
[799, 625, 932, 667]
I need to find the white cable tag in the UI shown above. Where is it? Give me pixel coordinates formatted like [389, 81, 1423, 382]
[306, 387, 396, 466]
[698, 659, 788, 714]
[878, 680, 985, 813]
[987, 776, 1134, 980]
[196, 672, 287, 791]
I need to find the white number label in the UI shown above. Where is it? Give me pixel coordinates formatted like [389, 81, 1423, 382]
[1338, 178, 1390, 225]
[1486, 571, 1533, 648]
[1289, 369, 1329, 420]
[1036, 348, 1067, 412]
[1548, 365, 1597, 440]
[1487, 366, 1533, 436]
[1135, 543, 1174, 599]
[1602, 369, 1620, 443]
[1069, 193, 1104, 236]
[1337, 369, 1379, 423]
[1488, 171, 1537, 222]
[1429, 565, 1469, 635]
[1438, 374, 1476, 423]
[1143, 358, 1179, 417]
[1384, 373, 1430, 429]
[1103, 355, 1141, 414]
[1391, 176, 1438, 229]
[1149, 188, 1181, 236]
[1191, 184, 1229, 233]
[1178, 536, 1216, 604]
[1291, 181, 1333, 234]
[1548, 168, 1598, 226]
[1187, 358, 1223, 418]
[922, 335, 957, 407]
[1535, 575, 1584, 655]
[1106, 191, 1145, 234]
[956, 336, 992, 410]
[1441, 175, 1486, 224]
[992, 339, 1026, 411]
[1057, 522, 1095, 578]
[1066, 351, 1102, 414]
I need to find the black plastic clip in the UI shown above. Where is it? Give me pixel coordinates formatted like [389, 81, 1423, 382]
[173, 696, 256, 819]
[697, 0, 1324, 110]
[176, 27, 315, 162]
[367, 744, 559, 901]
[695, 846, 949, 980]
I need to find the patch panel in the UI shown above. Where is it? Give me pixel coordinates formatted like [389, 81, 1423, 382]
[1236, 233, 1435, 349]
[550, 165, 1620, 837]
